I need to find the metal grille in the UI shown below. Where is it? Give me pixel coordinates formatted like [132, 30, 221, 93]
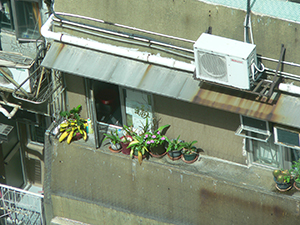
[12, 67, 64, 105]
[0, 124, 13, 142]
[197, 52, 228, 82]
[0, 124, 13, 136]
[200, 53, 227, 78]
[0, 183, 44, 224]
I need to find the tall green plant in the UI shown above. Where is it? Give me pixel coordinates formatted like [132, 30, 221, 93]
[103, 130, 121, 145]
[290, 159, 300, 182]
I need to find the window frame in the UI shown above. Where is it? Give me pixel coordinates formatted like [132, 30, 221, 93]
[235, 115, 271, 142]
[0, 0, 14, 31]
[274, 126, 300, 149]
[3, 0, 42, 41]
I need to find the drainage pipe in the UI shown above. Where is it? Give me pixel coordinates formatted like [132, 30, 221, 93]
[0, 103, 20, 119]
[41, 14, 195, 73]
[278, 83, 300, 95]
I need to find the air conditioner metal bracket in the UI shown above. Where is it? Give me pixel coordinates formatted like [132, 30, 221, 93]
[252, 44, 285, 99]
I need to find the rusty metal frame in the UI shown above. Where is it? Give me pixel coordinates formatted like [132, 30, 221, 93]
[252, 44, 286, 98]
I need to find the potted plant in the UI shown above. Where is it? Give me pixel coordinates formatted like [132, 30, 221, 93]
[146, 124, 170, 158]
[120, 125, 134, 155]
[181, 140, 198, 164]
[58, 105, 88, 144]
[290, 159, 300, 191]
[128, 133, 149, 165]
[103, 129, 122, 153]
[273, 169, 293, 191]
[165, 136, 184, 160]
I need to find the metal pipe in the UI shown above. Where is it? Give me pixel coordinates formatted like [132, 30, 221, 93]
[55, 12, 195, 43]
[264, 67, 300, 81]
[56, 22, 194, 60]
[279, 83, 300, 95]
[41, 14, 195, 73]
[53, 18, 194, 55]
[52, 13, 300, 74]
[0, 101, 20, 119]
[259, 55, 300, 68]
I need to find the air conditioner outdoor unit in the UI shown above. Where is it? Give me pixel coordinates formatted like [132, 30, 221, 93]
[194, 33, 259, 90]
[0, 67, 31, 92]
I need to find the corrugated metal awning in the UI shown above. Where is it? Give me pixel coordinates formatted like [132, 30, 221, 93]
[41, 42, 300, 129]
[41, 42, 199, 102]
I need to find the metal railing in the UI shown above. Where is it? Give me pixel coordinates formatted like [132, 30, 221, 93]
[0, 183, 44, 225]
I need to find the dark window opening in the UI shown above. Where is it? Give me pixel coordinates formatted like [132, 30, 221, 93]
[94, 81, 123, 126]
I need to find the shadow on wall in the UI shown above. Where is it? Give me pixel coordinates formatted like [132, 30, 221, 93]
[153, 94, 240, 132]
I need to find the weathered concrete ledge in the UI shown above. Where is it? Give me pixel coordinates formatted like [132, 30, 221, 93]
[45, 136, 300, 224]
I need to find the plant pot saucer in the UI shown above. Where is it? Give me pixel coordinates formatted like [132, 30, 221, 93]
[182, 154, 199, 164]
[275, 183, 293, 192]
[109, 146, 122, 153]
[167, 152, 181, 161]
[294, 182, 300, 191]
[149, 151, 167, 158]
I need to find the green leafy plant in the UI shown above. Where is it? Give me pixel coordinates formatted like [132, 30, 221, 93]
[165, 135, 185, 152]
[103, 129, 121, 145]
[123, 124, 137, 138]
[181, 140, 198, 155]
[290, 159, 300, 183]
[138, 118, 152, 135]
[144, 124, 170, 148]
[58, 105, 88, 144]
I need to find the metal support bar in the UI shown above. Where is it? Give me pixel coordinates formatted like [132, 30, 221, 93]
[267, 44, 286, 97]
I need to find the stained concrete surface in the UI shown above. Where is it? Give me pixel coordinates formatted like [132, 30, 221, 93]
[45, 137, 300, 225]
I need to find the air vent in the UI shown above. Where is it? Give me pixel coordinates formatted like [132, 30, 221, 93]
[0, 123, 14, 142]
[197, 52, 228, 82]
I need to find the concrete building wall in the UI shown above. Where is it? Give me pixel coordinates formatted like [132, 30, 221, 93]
[153, 94, 244, 164]
[65, 74, 88, 118]
[54, 0, 300, 75]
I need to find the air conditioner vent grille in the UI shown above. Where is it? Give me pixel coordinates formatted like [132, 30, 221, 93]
[197, 52, 228, 82]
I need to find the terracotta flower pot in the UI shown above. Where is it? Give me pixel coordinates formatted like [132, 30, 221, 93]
[121, 142, 131, 155]
[294, 181, 300, 191]
[120, 136, 132, 155]
[109, 143, 122, 153]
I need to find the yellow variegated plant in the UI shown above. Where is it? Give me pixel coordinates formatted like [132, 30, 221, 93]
[58, 105, 88, 144]
[128, 133, 148, 165]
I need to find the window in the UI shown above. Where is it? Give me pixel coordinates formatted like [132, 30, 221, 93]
[124, 88, 153, 130]
[235, 115, 271, 142]
[249, 134, 281, 168]
[0, 0, 42, 41]
[27, 124, 46, 144]
[0, 0, 13, 30]
[274, 126, 300, 149]
[241, 119, 300, 169]
[91, 79, 154, 148]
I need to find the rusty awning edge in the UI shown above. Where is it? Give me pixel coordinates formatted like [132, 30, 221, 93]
[41, 42, 300, 129]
